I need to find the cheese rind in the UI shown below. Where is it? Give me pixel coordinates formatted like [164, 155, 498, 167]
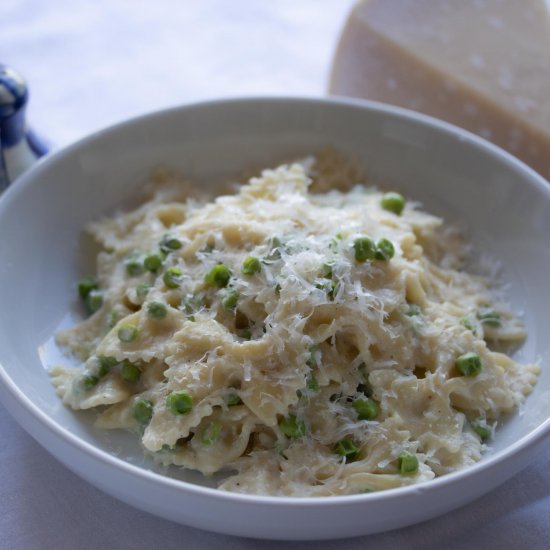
[329, 0, 550, 180]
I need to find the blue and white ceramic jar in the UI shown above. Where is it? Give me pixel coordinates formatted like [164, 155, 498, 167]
[0, 64, 48, 190]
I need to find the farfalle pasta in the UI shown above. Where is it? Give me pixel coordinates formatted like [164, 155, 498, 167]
[52, 154, 538, 496]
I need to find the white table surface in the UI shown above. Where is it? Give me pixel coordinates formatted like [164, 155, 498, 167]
[1, 1, 550, 548]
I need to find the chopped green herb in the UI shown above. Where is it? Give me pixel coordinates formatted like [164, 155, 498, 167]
[279, 414, 306, 438]
[353, 237, 376, 262]
[333, 437, 360, 461]
[132, 399, 153, 425]
[242, 256, 262, 275]
[398, 451, 419, 474]
[163, 267, 183, 288]
[118, 324, 138, 343]
[381, 192, 406, 215]
[455, 352, 482, 377]
[166, 391, 193, 415]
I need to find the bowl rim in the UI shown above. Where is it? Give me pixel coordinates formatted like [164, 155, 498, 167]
[1, 94, 549, 507]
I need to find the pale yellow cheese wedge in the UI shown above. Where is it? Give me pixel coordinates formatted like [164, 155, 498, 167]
[329, 0, 550, 180]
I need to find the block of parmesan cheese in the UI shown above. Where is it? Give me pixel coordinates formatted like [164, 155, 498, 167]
[329, 0, 550, 180]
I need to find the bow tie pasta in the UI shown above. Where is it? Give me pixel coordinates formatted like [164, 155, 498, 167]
[52, 153, 538, 496]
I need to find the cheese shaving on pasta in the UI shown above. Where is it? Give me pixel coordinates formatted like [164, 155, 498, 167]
[52, 154, 539, 496]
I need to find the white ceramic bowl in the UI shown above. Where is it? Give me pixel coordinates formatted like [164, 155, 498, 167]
[0, 97, 549, 540]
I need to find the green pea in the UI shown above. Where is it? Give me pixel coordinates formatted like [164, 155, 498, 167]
[238, 328, 252, 340]
[147, 301, 168, 320]
[166, 391, 193, 415]
[353, 237, 376, 262]
[306, 373, 319, 393]
[106, 310, 119, 329]
[381, 192, 406, 215]
[478, 309, 501, 328]
[80, 373, 99, 391]
[352, 398, 379, 420]
[163, 267, 183, 288]
[201, 421, 222, 447]
[242, 256, 262, 275]
[471, 418, 492, 440]
[279, 414, 306, 438]
[398, 451, 419, 474]
[118, 324, 138, 343]
[333, 437, 360, 461]
[375, 238, 395, 261]
[226, 392, 242, 406]
[205, 264, 232, 288]
[78, 276, 98, 299]
[132, 399, 153, 425]
[136, 282, 151, 300]
[144, 253, 163, 272]
[121, 360, 141, 383]
[160, 234, 183, 252]
[98, 356, 118, 377]
[85, 290, 103, 314]
[455, 352, 482, 377]
[329, 233, 344, 251]
[220, 288, 239, 310]
[265, 236, 282, 259]
[125, 252, 145, 276]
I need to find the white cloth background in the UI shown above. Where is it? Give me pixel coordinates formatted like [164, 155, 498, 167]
[1, 1, 550, 548]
